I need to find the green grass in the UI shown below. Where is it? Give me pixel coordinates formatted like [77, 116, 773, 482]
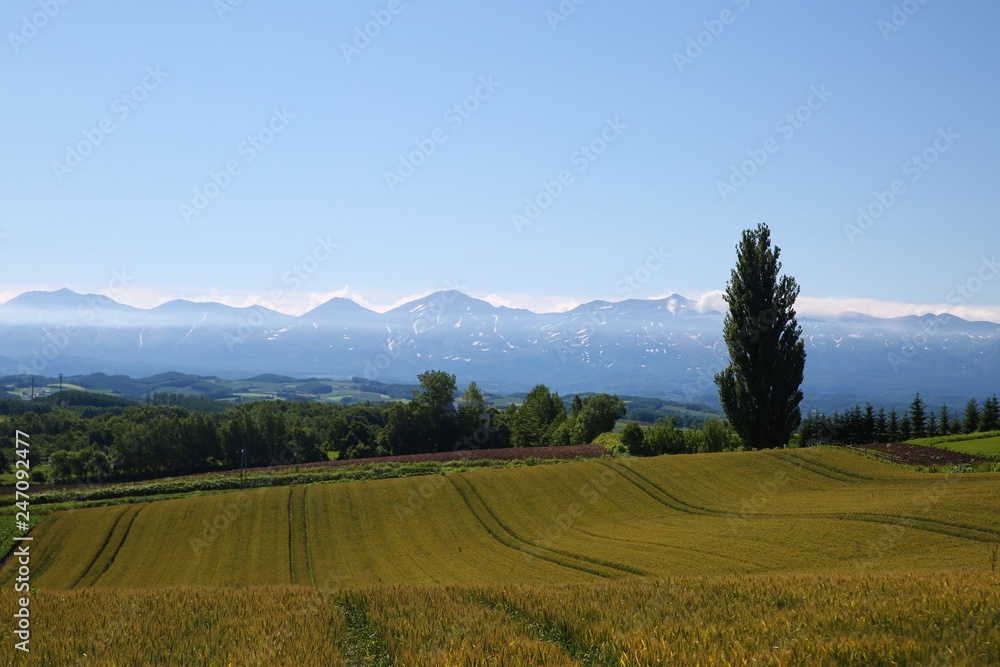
[909, 430, 1000, 457]
[6, 448, 1000, 590]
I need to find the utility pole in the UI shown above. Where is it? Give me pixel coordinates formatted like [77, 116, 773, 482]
[240, 448, 247, 488]
[30, 377, 34, 401]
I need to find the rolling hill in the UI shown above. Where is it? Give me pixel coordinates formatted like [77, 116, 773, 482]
[4, 448, 1000, 665]
[8, 448, 999, 590]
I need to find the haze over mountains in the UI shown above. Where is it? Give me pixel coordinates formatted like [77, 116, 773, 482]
[1, 289, 998, 411]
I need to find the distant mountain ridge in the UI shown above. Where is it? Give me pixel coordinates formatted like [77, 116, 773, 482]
[0, 289, 997, 411]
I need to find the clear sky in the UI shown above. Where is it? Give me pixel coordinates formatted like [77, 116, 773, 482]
[2, 1, 998, 320]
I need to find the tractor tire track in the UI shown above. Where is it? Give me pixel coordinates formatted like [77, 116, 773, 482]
[447, 476, 621, 579]
[74, 505, 143, 588]
[457, 476, 647, 576]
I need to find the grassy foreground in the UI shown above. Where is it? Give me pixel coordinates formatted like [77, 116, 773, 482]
[1, 570, 997, 666]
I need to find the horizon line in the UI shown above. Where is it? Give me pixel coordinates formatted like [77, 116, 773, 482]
[1, 286, 1000, 325]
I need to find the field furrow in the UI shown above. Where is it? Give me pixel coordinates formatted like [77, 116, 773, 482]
[4, 450, 999, 590]
[301, 484, 316, 585]
[288, 486, 313, 585]
[7, 505, 130, 589]
[767, 449, 876, 482]
[460, 474, 648, 576]
[447, 475, 615, 579]
[77, 504, 144, 588]
[599, 460, 715, 515]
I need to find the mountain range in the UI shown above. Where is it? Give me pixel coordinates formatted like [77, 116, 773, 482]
[1, 288, 998, 411]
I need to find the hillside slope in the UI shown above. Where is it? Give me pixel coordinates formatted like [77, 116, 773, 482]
[6, 449, 1000, 589]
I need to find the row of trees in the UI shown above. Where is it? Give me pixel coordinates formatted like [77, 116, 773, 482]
[0, 372, 627, 483]
[363, 372, 626, 457]
[799, 393, 1000, 445]
[621, 418, 742, 456]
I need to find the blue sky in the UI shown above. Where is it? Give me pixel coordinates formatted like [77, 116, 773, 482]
[2, 0, 998, 320]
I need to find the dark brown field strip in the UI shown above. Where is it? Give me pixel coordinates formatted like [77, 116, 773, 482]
[446, 476, 620, 579]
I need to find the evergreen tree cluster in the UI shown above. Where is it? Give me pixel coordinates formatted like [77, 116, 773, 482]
[799, 393, 1000, 445]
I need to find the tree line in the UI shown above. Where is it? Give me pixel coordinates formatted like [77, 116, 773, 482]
[0, 371, 626, 483]
[800, 393, 1000, 445]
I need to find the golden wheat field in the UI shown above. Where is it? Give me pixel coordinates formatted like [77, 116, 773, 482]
[0, 571, 998, 666]
[6, 449, 1000, 589]
[2, 448, 999, 665]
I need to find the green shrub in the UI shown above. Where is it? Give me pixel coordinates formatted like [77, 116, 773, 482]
[593, 431, 625, 457]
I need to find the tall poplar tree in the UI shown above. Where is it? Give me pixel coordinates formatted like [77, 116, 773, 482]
[715, 223, 806, 449]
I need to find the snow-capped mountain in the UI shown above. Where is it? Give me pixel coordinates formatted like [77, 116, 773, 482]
[0, 289, 997, 408]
